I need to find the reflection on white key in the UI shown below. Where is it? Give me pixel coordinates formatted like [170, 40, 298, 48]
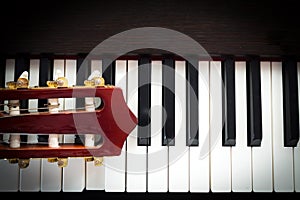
[19, 159, 41, 192]
[210, 61, 231, 192]
[19, 59, 41, 192]
[232, 61, 252, 192]
[126, 60, 147, 192]
[148, 60, 168, 192]
[62, 59, 85, 192]
[105, 60, 126, 192]
[169, 61, 189, 192]
[189, 61, 210, 193]
[295, 62, 300, 192]
[62, 157, 85, 192]
[85, 61, 105, 191]
[272, 62, 294, 192]
[252, 61, 273, 192]
[86, 158, 105, 190]
[41, 159, 61, 192]
[0, 160, 19, 192]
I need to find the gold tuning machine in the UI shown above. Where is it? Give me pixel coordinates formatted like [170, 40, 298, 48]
[84, 77, 105, 87]
[47, 76, 69, 88]
[6, 81, 17, 89]
[47, 158, 68, 168]
[85, 157, 104, 166]
[84, 70, 105, 87]
[6, 71, 29, 89]
[7, 158, 30, 169]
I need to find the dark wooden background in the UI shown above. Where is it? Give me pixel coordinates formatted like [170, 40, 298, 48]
[1, 0, 300, 57]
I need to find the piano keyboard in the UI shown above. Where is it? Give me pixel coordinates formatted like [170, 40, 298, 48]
[0, 54, 299, 193]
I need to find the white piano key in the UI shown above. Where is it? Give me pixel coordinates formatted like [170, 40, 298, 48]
[231, 61, 252, 192]
[19, 60, 41, 192]
[295, 62, 300, 192]
[0, 59, 19, 192]
[40, 59, 64, 192]
[126, 60, 147, 192]
[28, 59, 40, 113]
[62, 59, 85, 192]
[148, 60, 168, 193]
[62, 157, 85, 192]
[105, 60, 126, 192]
[271, 61, 294, 192]
[64, 59, 77, 143]
[86, 160, 105, 190]
[189, 61, 210, 193]
[27, 59, 39, 144]
[91, 60, 102, 74]
[41, 159, 62, 192]
[169, 60, 189, 192]
[210, 61, 231, 192]
[19, 159, 41, 192]
[44, 59, 66, 191]
[85, 59, 105, 191]
[0, 160, 19, 192]
[252, 61, 273, 192]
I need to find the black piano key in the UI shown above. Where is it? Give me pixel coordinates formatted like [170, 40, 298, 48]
[186, 61, 199, 146]
[138, 56, 151, 146]
[246, 58, 262, 146]
[38, 54, 54, 143]
[76, 54, 90, 108]
[222, 58, 236, 146]
[282, 59, 299, 147]
[162, 58, 175, 146]
[102, 59, 115, 85]
[15, 54, 30, 114]
[38, 54, 54, 111]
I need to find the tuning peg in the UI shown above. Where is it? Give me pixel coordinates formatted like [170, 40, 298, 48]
[16, 71, 29, 89]
[18, 159, 30, 169]
[85, 156, 103, 166]
[57, 158, 68, 168]
[6, 81, 17, 89]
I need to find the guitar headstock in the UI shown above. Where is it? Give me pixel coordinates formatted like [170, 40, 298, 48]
[0, 71, 138, 168]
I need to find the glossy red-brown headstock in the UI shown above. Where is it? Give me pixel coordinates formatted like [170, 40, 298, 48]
[0, 86, 138, 159]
